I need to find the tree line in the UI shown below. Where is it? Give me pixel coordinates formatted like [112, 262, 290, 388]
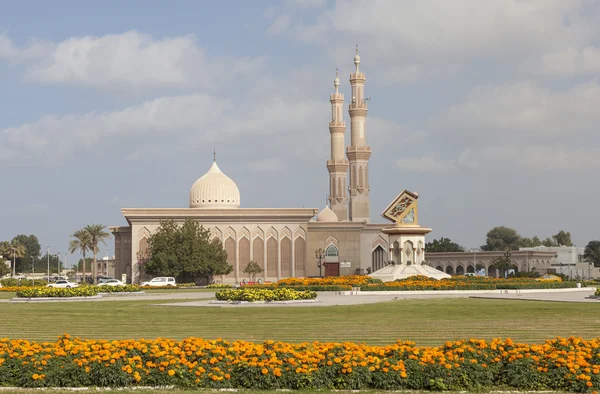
[0, 225, 111, 282]
[425, 226, 600, 267]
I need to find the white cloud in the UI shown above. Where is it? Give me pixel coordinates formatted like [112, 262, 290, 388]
[440, 80, 600, 142]
[0, 31, 266, 91]
[524, 46, 600, 77]
[0, 94, 232, 163]
[269, 0, 600, 80]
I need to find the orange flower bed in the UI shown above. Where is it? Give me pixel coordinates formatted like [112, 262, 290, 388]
[0, 335, 598, 390]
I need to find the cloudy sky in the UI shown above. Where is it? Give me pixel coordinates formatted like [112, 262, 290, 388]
[1, 0, 599, 263]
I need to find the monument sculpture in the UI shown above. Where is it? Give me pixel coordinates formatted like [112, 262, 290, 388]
[369, 190, 451, 281]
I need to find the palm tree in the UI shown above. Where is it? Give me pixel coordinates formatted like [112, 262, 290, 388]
[69, 229, 92, 280]
[0, 241, 26, 277]
[584, 240, 600, 267]
[84, 224, 110, 284]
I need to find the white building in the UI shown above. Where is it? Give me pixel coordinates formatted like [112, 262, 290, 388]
[519, 245, 596, 279]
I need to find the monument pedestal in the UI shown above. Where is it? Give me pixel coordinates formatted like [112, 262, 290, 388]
[369, 190, 450, 282]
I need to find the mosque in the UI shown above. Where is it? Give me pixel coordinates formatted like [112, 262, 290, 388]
[110, 48, 445, 284]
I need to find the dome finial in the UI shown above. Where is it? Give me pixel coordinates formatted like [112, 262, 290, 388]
[334, 68, 340, 93]
[354, 44, 360, 72]
[213, 148, 216, 162]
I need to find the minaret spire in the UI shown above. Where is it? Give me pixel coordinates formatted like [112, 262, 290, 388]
[327, 68, 349, 221]
[213, 149, 216, 162]
[347, 45, 371, 223]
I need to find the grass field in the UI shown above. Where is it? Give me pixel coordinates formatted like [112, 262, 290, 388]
[1, 297, 599, 345]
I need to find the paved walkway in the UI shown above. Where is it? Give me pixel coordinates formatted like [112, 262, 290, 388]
[3, 288, 597, 304]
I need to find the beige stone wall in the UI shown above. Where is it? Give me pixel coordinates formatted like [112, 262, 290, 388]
[425, 251, 556, 276]
[110, 226, 132, 283]
[128, 221, 309, 284]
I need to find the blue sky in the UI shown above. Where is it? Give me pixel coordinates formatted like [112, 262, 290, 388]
[2, 0, 600, 265]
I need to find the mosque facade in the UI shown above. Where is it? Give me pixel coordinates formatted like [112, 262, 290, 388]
[110, 48, 424, 284]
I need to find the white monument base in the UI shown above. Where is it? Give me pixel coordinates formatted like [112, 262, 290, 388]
[369, 263, 450, 282]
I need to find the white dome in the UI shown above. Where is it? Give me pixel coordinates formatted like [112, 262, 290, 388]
[316, 206, 338, 222]
[189, 161, 240, 209]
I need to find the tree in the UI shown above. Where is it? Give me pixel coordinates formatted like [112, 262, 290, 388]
[77, 258, 93, 273]
[584, 240, 600, 267]
[489, 249, 516, 278]
[243, 260, 263, 282]
[425, 237, 464, 252]
[83, 224, 110, 284]
[542, 237, 558, 247]
[69, 229, 92, 277]
[0, 241, 26, 276]
[519, 236, 542, 248]
[145, 219, 232, 283]
[552, 230, 573, 247]
[11, 234, 41, 272]
[481, 226, 521, 251]
[0, 260, 9, 277]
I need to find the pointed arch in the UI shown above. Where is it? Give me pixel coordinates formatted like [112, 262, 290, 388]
[294, 237, 305, 277]
[225, 227, 236, 240]
[252, 227, 264, 240]
[267, 236, 278, 277]
[371, 245, 386, 272]
[403, 240, 414, 265]
[325, 235, 339, 248]
[239, 237, 250, 279]
[294, 227, 306, 240]
[280, 236, 292, 277]
[210, 227, 222, 242]
[138, 227, 151, 239]
[266, 227, 278, 241]
[239, 226, 250, 240]
[371, 235, 388, 251]
[280, 226, 292, 240]
[224, 236, 236, 278]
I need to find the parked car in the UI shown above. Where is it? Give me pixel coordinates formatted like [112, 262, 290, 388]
[98, 276, 115, 284]
[46, 280, 79, 288]
[536, 274, 562, 282]
[99, 279, 125, 287]
[141, 277, 177, 287]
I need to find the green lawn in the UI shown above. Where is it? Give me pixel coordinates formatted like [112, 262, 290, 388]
[1, 297, 599, 345]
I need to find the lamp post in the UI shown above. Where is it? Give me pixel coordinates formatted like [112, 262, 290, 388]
[12, 247, 16, 278]
[315, 248, 325, 278]
[46, 246, 50, 281]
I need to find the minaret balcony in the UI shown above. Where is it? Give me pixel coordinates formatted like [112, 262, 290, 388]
[348, 102, 368, 110]
[346, 145, 372, 160]
[329, 120, 346, 128]
[350, 72, 366, 80]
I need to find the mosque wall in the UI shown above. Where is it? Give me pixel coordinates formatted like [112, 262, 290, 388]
[128, 220, 309, 285]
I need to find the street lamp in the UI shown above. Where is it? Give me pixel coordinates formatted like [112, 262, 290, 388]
[11, 247, 16, 278]
[46, 246, 50, 281]
[315, 248, 325, 278]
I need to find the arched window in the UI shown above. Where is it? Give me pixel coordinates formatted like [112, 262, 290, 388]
[294, 237, 305, 277]
[325, 245, 339, 257]
[371, 246, 386, 272]
[280, 237, 292, 277]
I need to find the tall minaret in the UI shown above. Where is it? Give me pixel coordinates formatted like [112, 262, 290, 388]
[347, 45, 371, 223]
[327, 69, 349, 220]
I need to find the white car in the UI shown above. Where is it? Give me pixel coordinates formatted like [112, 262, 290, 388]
[141, 277, 177, 287]
[99, 279, 125, 287]
[46, 280, 79, 288]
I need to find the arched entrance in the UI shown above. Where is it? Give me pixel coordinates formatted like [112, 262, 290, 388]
[456, 265, 465, 275]
[466, 265, 475, 274]
[436, 265, 443, 272]
[445, 266, 454, 275]
[371, 246, 386, 272]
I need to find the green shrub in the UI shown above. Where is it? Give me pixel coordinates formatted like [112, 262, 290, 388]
[16, 287, 99, 298]
[96, 284, 142, 293]
[206, 283, 233, 289]
[215, 288, 317, 302]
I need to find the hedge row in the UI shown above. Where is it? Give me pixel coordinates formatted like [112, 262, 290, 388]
[215, 288, 317, 302]
[0, 335, 598, 391]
